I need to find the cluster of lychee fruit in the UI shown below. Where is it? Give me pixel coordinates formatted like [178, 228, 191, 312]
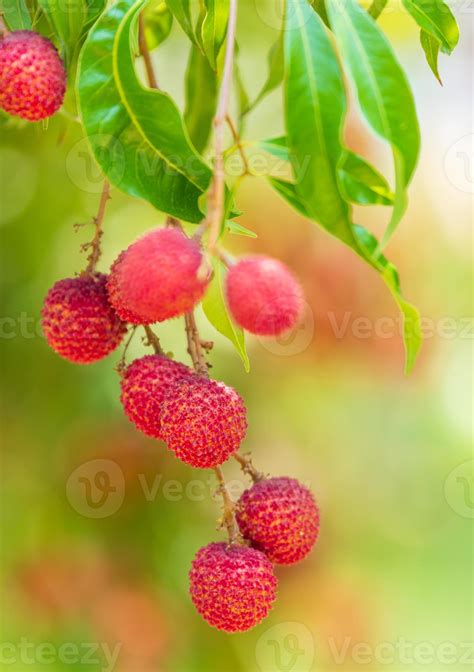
[42, 220, 318, 631]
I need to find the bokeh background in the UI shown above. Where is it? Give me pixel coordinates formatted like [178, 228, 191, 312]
[1, 1, 472, 670]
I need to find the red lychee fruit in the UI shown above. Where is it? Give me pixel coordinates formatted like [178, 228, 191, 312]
[0, 31, 66, 121]
[189, 542, 277, 632]
[107, 228, 209, 324]
[120, 355, 195, 439]
[225, 255, 303, 336]
[161, 378, 247, 468]
[107, 251, 154, 325]
[236, 477, 320, 565]
[42, 274, 127, 364]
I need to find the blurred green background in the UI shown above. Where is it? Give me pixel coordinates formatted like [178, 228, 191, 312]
[0, 2, 472, 671]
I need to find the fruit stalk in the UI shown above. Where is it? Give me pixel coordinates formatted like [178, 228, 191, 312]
[85, 180, 110, 274]
[143, 325, 164, 355]
[233, 452, 265, 483]
[138, 11, 159, 90]
[206, 0, 239, 253]
[184, 311, 209, 376]
[213, 466, 240, 545]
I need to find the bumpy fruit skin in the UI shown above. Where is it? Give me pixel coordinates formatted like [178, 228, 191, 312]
[107, 251, 154, 325]
[189, 542, 277, 632]
[226, 255, 303, 336]
[0, 31, 66, 121]
[120, 355, 194, 439]
[42, 274, 127, 364]
[107, 228, 209, 323]
[161, 378, 247, 468]
[236, 477, 320, 565]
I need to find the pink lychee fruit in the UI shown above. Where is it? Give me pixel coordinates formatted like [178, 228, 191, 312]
[107, 228, 209, 324]
[161, 378, 247, 468]
[236, 477, 320, 565]
[120, 355, 195, 440]
[225, 255, 303, 336]
[42, 274, 126, 364]
[189, 542, 277, 632]
[0, 30, 66, 121]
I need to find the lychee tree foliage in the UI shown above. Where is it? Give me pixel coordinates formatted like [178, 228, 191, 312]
[1, 0, 459, 632]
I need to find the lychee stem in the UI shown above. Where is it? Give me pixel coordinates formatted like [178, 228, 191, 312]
[143, 325, 164, 355]
[116, 326, 137, 374]
[213, 465, 241, 545]
[233, 452, 266, 483]
[138, 12, 159, 90]
[206, 0, 238, 254]
[226, 114, 250, 176]
[0, 15, 9, 37]
[185, 311, 209, 376]
[85, 180, 110, 274]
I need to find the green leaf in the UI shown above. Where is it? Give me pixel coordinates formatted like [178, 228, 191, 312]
[268, 180, 422, 373]
[84, 0, 107, 30]
[37, 0, 88, 60]
[284, 0, 353, 245]
[262, 138, 393, 206]
[165, 0, 196, 43]
[184, 44, 217, 153]
[77, 0, 212, 223]
[257, 137, 290, 163]
[144, 1, 173, 50]
[327, 0, 420, 248]
[338, 151, 394, 206]
[310, 0, 330, 26]
[420, 29, 442, 84]
[201, 0, 230, 70]
[367, 0, 389, 20]
[226, 220, 257, 238]
[2, 0, 32, 30]
[245, 36, 284, 116]
[402, 0, 459, 54]
[202, 258, 250, 372]
[354, 225, 422, 374]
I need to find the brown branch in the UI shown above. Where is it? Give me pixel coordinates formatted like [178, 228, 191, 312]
[213, 466, 240, 545]
[138, 12, 159, 89]
[226, 114, 250, 175]
[143, 325, 164, 355]
[116, 326, 137, 374]
[84, 180, 110, 274]
[185, 311, 209, 376]
[0, 14, 9, 36]
[206, 0, 238, 253]
[233, 452, 265, 483]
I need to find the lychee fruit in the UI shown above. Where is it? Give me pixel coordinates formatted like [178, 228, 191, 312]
[0, 31, 66, 121]
[107, 251, 154, 325]
[42, 274, 127, 364]
[236, 477, 320, 565]
[120, 355, 195, 439]
[161, 378, 247, 468]
[225, 255, 303, 336]
[107, 228, 209, 324]
[189, 542, 277, 632]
